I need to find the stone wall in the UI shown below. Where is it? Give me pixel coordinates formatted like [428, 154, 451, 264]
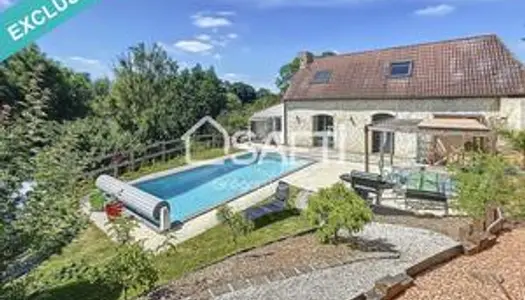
[500, 97, 525, 130]
[285, 98, 501, 159]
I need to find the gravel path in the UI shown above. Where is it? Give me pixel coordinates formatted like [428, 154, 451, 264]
[398, 227, 525, 300]
[216, 222, 459, 300]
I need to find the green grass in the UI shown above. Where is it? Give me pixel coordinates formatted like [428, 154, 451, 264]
[120, 147, 240, 181]
[155, 208, 311, 282]
[88, 190, 106, 212]
[29, 209, 311, 300]
[27, 149, 311, 300]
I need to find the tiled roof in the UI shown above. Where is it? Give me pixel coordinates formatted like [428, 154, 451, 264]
[284, 35, 525, 101]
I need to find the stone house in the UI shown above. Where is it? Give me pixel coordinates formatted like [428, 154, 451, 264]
[281, 34, 525, 161]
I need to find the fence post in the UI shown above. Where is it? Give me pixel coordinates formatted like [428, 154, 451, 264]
[162, 141, 167, 162]
[130, 151, 135, 171]
[211, 135, 216, 149]
[113, 163, 118, 177]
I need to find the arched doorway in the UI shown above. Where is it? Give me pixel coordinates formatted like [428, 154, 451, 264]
[312, 114, 334, 148]
[372, 113, 395, 154]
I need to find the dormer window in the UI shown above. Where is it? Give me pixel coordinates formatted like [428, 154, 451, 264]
[389, 61, 413, 77]
[311, 70, 332, 84]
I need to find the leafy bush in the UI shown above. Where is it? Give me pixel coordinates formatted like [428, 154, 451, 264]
[107, 216, 138, 245]
[450, 154, 516, 218]
[105, 243, 158, 300]
[305, 183, 373, 244]
[104, 217, 158, 299]
[216, 205, 254, 243]
[89, 190, 106, 212]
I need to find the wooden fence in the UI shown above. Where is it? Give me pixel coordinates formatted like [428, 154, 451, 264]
[85, 134, 225, 179]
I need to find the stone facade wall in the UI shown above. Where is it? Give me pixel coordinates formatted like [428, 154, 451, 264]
[285, 98, 501, 159]
[500, 97, 525, 130]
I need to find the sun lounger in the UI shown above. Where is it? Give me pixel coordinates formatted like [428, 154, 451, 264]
[244, 181, 290, 221]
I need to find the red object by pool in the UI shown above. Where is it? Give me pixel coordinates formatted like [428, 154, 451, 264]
[105, 201, 124, 220]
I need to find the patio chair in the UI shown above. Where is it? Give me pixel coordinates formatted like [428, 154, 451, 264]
[244, 181, 290, 221]
[340, 171, 394, 204]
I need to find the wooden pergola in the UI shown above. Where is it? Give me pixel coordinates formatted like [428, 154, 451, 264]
[364, 116, 496, 174]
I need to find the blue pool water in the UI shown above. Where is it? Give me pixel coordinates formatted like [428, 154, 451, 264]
[133, 152, 312, 222]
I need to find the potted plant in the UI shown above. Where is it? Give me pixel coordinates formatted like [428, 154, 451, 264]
[105, 199, 124, 221]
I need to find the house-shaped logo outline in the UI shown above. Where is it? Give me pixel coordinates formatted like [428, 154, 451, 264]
[181, 116, 230, 163]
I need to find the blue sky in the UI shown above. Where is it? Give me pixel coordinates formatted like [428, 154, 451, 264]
[3, 0, 525, 91]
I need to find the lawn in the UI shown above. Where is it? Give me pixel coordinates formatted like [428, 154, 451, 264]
[27, 149, 312, 300]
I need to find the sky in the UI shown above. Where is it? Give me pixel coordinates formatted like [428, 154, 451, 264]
[2, 0, 525, 91]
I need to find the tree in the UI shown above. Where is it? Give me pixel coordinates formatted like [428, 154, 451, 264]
[0, 44, 93, 122]
[275, 51, 338, 94]
[229, 81, 257, 104]
[98, 43, 227, 144]
[450, 153, 516, 218]
[105, 217, 158, 299]
[216, 205, 254, 243]
[256, 88, 273, 99]
[276, 57, 300, 94]
[305, 183, 373, 244]
[500, 129, 525, 168]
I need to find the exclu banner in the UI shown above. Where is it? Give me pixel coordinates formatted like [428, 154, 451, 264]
[0, 0, 99, 62]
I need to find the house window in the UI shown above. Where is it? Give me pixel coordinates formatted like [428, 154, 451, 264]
[371, 114, 395, 154]
[312, 114, 334, 148]
[311, 71, 332, 84]
[274, 117, 282, 132]
[389, 61, 412, 77]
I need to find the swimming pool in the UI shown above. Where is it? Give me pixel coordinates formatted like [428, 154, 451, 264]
[133, 152, 313, 223]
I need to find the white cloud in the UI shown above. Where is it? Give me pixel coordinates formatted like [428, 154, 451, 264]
[196, 34, 212, 41]
[221, 73, 278, 92]
[0, 0, 12, 9]
[226, 33, 238, 39]
[192, 13, 232, 28]
[174, 40, 214, 53]
[213, 53, 223, 60]
[218, 0, 493, 9]
[217, 11, 236, 16]
[414, 4, 455, 16]
[222, 73, 246, 81]
[220, 0, 375, 8]
[57, 56, 111, 78]
[69, 56, 102, 66]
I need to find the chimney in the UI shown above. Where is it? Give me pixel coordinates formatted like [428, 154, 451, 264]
[298, 51, 314, 69]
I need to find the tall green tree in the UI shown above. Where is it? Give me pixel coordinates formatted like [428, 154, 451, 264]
[276, 57, 300, 94]
[229, 81, 257, 104]
[275, 51, 337, 94]
[0, 44, 93, 122]
[97, 43, 227, 143]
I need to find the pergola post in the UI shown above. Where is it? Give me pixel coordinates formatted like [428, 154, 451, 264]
[364, 125, 370, 172]
[248, 120, 252, 143]
[390, 133, 394, 166]
[379, 132, 385, 177]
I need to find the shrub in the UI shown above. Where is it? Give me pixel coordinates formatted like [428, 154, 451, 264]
[216, 205, 254, 243]
[104, 216, 158, 299]
[104, 243, 158, 300]
[450, 154, 516, 218]
[89, 190, 106, 212]
[107, 216, 139, 245]
[305, 183, 373, 244]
